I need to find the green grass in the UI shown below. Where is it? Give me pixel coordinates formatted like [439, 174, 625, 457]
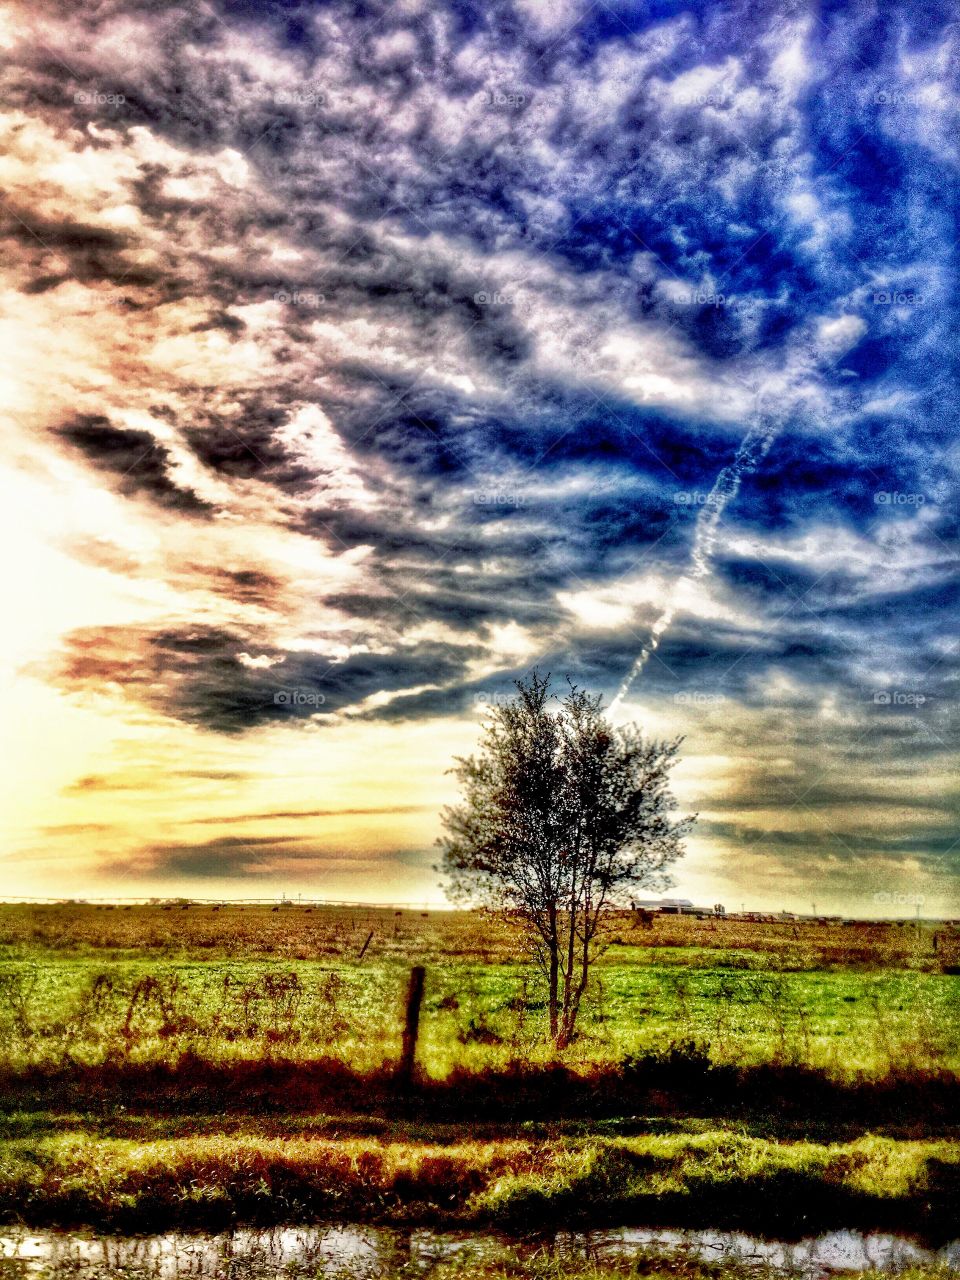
[0, 1115, 957, 1234]
[0, 904, 955, 1078]
[0, 954, 956, 1076]
[0, 908, 958, 1242]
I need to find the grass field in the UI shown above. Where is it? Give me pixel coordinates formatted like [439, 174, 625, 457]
[6, 902, 957, 969]
[1, 1115, 958, 1233]
[0, 903, 958, 1244]
[0, 905, 957, 1077]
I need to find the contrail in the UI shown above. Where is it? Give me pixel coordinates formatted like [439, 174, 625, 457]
[610, 403, 781, 713]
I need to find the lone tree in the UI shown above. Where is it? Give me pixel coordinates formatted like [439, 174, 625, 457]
[439, 673, 693, 1047]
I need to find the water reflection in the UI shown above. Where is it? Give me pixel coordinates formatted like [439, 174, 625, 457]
[0, 1225, 957, 1278]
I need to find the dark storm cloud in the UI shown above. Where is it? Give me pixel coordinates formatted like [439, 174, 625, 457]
[50, 623, 484, 732]
[1, 210, 141, 287]
[320, 586, 555, 634]
[103, 834, 393, 880]
[57, 416, 213, 515]
[706, 781, 960, 815]
[8, 0, 960, 900]
[63, 769, 255, 793]
[202, 568, 286, 608]
[700, 819, 960, 866]
[191, 804, 433, 824]
[182, 402, 314, 493]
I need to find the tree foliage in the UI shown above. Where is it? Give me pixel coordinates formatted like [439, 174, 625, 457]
[439, 673, 693, 1046]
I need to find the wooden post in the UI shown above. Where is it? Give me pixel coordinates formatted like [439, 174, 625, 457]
[400, 965, 426, 1084]
[357, 929, 375, 961]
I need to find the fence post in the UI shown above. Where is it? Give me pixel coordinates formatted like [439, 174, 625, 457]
[357, 929, 375, 960]
[400, 964, 426, 1084]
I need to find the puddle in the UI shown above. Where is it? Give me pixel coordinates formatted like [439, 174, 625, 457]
[0, 1224, 957, 1277]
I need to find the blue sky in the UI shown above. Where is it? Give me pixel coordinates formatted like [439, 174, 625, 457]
[1, 0, 958, 911]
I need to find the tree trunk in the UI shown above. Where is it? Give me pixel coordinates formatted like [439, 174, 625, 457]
[548, 943, 560, 1041]
[563, 904, 576, 1026]
[558, 930, 592, 1048]
[546, 905, 560, 1042]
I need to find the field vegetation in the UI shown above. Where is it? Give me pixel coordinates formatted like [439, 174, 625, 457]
[0, 905, 956, 1078]
[0, 1110, 958, 1235]
[0, 903, 957, 1239]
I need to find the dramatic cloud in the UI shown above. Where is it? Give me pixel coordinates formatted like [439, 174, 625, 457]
[2, 0, 958, 911]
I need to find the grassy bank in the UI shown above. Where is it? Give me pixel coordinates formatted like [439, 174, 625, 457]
[0, 957, 957, 1077]
[2, 906, 957, 1246]
[3, 1052, 959, 1131]
[1, 1115, 958, 1236]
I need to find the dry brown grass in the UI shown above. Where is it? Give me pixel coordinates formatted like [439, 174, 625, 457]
[2, 903, 956, 971]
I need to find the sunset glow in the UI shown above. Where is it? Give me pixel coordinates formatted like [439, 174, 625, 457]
[2, 0, 958, 914]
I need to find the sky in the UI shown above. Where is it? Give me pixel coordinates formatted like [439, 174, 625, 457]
[1, 0, 958, 915]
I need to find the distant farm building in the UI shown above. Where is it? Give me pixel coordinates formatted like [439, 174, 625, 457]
[630, 898, 720, 916]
